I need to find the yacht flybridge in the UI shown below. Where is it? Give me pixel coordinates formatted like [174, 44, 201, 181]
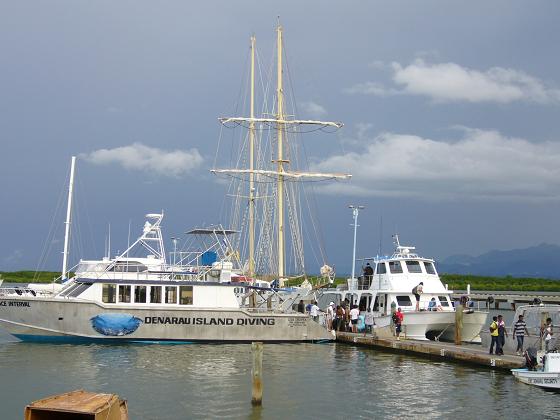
[316, 236, 488, 342]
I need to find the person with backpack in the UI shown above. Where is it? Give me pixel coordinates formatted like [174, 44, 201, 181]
[489, 316, 500, 354]
[412, 282, 423, 311]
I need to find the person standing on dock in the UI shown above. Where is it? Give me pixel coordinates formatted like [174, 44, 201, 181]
[497, 314, 508, 355]
[489, 316, 500, 354]
[326, 302, 335, 331]
[335, 305, 345, 332]
[350, 305, 360, 333]
[365, 308, 374, 336]
[513, 314, 530, 355]
[412, 282, 423, 311]
[393, 308, 404, 340]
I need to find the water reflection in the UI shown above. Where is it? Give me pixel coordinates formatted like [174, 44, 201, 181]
[0, 337, 559, 419]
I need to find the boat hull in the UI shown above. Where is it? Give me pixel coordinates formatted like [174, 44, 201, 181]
[511, 369, 560, 389]
[375, 310, 487, 342]
[0, 297, 334, 343]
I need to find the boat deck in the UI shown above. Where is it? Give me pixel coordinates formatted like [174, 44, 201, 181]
[336, 331, 524, 371]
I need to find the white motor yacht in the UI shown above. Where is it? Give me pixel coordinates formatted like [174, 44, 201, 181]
[316, 236, 488, 342]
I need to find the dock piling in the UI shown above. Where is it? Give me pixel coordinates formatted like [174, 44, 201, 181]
[454, 305, 463, 345]
[251, 342, 263, 406]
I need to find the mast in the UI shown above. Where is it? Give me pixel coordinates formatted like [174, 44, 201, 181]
[61, 156, 76, 280]
[276, 24, 285, 283]
[249, 35, 256, 277]
[213, 25, 351, 280]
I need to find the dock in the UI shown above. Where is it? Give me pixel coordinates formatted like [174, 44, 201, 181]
[336, 332, 524, 371]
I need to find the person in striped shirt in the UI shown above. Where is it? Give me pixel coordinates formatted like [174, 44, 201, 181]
[513, 314, 530, 355]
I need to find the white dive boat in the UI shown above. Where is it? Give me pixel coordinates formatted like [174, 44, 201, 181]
[512, 352, 560, 389]
[510, 304, 560, 389]
[0, 213, 332, 343]
[0, 25, 345, 343]
[316, 235, 488, 342]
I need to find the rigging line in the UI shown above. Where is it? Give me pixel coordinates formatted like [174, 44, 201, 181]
[34, 165, 69, 280]
[76, 170, 97, 263]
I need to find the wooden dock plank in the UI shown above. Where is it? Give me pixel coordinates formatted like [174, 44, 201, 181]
[336, 332, 524, 371]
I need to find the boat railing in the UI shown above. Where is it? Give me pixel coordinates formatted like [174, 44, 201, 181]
[0, 287, 56, 298]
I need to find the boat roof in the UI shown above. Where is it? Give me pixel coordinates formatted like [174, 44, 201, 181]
[185, 227, 238, 235]
[70, 277, 275, 291]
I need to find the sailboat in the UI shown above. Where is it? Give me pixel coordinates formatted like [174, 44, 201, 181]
[212, 24, 350, 289]
[0, 26, 343, 343]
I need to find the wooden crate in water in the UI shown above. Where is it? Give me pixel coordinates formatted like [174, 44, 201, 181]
[24, 389, 128, 420]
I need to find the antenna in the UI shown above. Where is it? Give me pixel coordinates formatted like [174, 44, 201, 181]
[349, 205, 365, 281]
[378, 214, 383, 257]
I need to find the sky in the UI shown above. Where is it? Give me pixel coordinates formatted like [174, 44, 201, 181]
[1, 1, 560, 275]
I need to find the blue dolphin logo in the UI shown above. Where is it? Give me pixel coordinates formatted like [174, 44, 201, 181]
[90, 313, 143, 336]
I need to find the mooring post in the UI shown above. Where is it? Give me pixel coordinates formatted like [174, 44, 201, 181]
[251, 342, 263, 406]
[455, 304, 464, 345]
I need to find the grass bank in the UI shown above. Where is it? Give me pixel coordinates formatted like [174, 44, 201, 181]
[440, 274, 560, 292]
[0, 271, 62, 283]
[1, 271, 559, 291]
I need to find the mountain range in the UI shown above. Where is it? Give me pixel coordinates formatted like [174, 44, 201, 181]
[437, 243, 560, 279]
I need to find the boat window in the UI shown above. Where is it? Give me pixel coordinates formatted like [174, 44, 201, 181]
[438, 296, 450, 307]
[359, 294, 371, 311]
[389, 261, 403, 274]
[102, 284, 117, 303]
[134, 286, 147, 303]
[109, 261, 149, 273]
[118, 285, 131, 303]
[179, 286, 193, 305]
[376, 263, 387, 274]
[405, 261, 422, 273]
[67, 283, 92, 297]
[59, 283, 81, 297]
[373, 296, 379, 311]
[150, 286, 162, 304]
[424, 262, 436, 274]
[396, 295, 412, 306]
[165, 286, 177, 304]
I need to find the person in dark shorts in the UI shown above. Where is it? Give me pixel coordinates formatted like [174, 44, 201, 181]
[412, 282, 423, 311]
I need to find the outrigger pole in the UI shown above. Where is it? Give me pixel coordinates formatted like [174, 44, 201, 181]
[61, 156, 76, 281]
[249, 35, 256, 277]
[276, 24, 285, 285]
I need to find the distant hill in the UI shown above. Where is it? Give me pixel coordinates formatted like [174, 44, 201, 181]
[438, 243, 560, 279]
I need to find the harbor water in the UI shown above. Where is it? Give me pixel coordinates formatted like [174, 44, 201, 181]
[0, 329, 558, 419]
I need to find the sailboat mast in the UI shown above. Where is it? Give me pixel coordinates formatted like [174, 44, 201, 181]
[276, 24, 285, 283]
[248, 35, 256, 277]
[61, 156, 76, 280]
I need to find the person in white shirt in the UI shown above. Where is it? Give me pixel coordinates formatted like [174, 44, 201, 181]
[349, 305, 360, 333]
[326, 302, 335, 330]
[365, 308, 374, 336]
[310, 301, 320, 322]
